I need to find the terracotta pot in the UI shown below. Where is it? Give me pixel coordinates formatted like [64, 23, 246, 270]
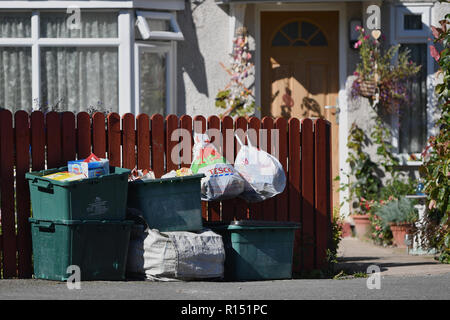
[352, 214, 371, 239]
[390, 223, 414, 248]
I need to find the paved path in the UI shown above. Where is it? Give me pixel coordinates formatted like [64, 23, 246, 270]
[336, 237, 450, 276]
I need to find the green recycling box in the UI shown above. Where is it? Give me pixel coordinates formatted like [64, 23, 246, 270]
[205, 220, 300, 281]
[30, 218, 133, 281]
[26, 166, 130, 221]
[127, 174, 205, 232]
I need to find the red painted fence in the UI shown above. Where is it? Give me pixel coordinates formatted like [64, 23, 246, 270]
[0, 110, 332, 279]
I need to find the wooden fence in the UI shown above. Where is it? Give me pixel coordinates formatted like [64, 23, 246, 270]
[0, 109, 332, 279]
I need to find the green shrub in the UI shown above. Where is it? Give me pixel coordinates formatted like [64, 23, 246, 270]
[373, 197, 418, 227]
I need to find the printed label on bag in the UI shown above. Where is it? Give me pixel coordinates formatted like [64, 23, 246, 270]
[86, 197, 108, 216]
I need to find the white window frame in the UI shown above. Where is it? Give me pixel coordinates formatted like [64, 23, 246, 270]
[134, 41, 177, 116]
[134, 10, 182, 115]
[0, 9, 128, 113]
[136, 10, 184, 41]
[389, 3, 436, 166]
[395, 4, 431, 40]
[0, 3, 184, 116]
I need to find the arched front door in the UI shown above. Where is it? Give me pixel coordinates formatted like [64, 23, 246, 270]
[261, 11, 340, 207]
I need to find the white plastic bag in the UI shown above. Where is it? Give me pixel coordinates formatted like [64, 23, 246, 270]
[234, 134, 286, 202]
[190, 132, 244, 201]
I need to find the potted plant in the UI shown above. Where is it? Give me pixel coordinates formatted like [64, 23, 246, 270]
[351, 197, 374, 239]
[373, 196, 419, 248]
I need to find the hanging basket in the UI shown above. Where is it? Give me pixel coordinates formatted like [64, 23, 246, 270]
[358, 79, 377, 98]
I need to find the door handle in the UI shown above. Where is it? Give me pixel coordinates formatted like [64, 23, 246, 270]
[324, 105, 340, 113]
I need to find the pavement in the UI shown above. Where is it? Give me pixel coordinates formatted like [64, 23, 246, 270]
[335, 237, 450, 277]
[0, 237, 449, 300]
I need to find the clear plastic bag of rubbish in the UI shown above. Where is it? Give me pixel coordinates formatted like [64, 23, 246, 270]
[234, 134, 286, 203]
[190, 132, 244, 201]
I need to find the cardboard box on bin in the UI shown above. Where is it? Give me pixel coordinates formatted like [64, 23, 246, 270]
[68, 153, 109, 178]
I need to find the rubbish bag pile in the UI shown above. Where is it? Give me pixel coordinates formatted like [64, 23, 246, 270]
[124, 131, 287, 203]
[190, 133, 245, 201]
[190, 132, 286, 202]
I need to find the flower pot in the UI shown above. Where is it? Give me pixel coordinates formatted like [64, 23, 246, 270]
[352, 214, 371, 239]
[389, 223, 414, 248]
[358, 79, 377, 98]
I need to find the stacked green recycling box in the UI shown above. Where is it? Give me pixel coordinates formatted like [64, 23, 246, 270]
[26, 166, 132, 281]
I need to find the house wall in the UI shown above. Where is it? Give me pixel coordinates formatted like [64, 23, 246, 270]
[176, 0, 232, 116]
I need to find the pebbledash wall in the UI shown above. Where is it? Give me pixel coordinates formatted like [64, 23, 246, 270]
[176, 0, 232, 117]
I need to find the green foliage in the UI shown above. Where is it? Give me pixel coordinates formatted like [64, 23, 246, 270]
[366, 179, 416, 246]
[378, 178, 417, 201]
[215, 89, 256, 118]
[339, 123, 382, 213]
[332, 270, 368, 280]
[338, 114, 405, 215]
[419, 14, 450, 263]
[370, 116, 400, 180]
[373, 197, 419, 227]
[327, 207, 344, 266]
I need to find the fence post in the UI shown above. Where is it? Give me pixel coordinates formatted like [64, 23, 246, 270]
[288, 118, 302, 273]
[15, 111, 32, 278]
[0, 109, 17, 278]
[301, 119, 315, 271]
[315, 119, 330, 269]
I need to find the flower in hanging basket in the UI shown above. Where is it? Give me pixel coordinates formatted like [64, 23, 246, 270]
[351, 26, 421, 112]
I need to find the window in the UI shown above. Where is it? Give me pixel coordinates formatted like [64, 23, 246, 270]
[0, 6, 184, 116]
[40, 47, 118, 113]
[271, 20, 328, 47]
[403, 14, 422, 30]
[0, 12, 32, 112]
[40, 11, 118, 38]
[395, 5, 430, 39]
[0, 47, 32, 112]
[391, 4, 434, 163]
[398, 43, 427, 154]
[0, 10, 120, 113]
[136, 44, 171, 115]
[134, 11, 183, 115]
[0, 12, 31, 38]
[135, 11, 183, 41]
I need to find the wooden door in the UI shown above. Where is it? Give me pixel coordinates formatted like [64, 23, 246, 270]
[261, 11, 340, 209]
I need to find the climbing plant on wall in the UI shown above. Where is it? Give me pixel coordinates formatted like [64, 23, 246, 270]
[419, 15, 450, 263]
[215, 27, 256, 118]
